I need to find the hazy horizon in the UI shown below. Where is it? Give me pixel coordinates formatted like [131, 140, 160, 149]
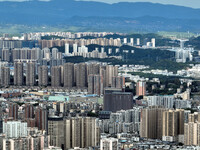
[0, 0, 200, 8]
[77, 0, 200, 8]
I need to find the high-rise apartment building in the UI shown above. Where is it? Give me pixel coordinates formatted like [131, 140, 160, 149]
[151, 38, 156, 48]
[48, 117, 64, 149]
[64, 117, 100, 149]
[103, 90, 133, 112]
[100, 66, 106, 88]
[51, 66, 61, 87]
[38, 65, 48, 86]
[136, 81, 146, 96]
[1, 134, 50, 150]
[75, 63, 87, 88]
[63, 63, 74, 88]
[9, 103, 18, 120]
[3, 121, 27, 138]
[100, 138, 118, 150]
[184, 122, 200, 146]
[35, 107, 48, 131]
[1, 67, 10, 86]
[2, 49, 10, 62]
[188, 112, 200, 123]
[26, 61, 35, 86]
[162, 109, 184, 138]
[65, 43, 69, 54]
[105, 65, 118, 87]
[14, 61, 24, 86]
[136, 38, 140, 45]
[87, 63, 100, 76]
[111, 76, 125, 89]
[130, 38, 134, 46]
[123, 38, 127, 44]
[88, 74, 103, 96]
[147, 95, 174, 109]
[184, 112, 200, 146]
[11, 48, 20, 62]
[140, 106, 167, 139]
[24, 104, 34, 119]
[52, 48, 58, 59]
[73, 43, 78, 53]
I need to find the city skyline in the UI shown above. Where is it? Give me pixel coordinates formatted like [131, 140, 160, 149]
[0, 31, 199, 149]
[0, 0, 199, 146]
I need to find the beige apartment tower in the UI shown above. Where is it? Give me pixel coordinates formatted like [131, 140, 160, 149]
[162, 109, 184, 137]
[64, 117, 100, 149]
[184, 112, 200, 146]
[184, 122, 200, 146]
[105, 65, 118, 87]
[48, 117, 64, 148]
[140, 106, 167, 139]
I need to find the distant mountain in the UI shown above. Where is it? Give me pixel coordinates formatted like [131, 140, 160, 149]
[0, 0, 200, 32]
[65, 16, 200, 32]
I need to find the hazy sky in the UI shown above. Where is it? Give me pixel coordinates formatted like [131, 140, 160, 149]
[0, 0, 200, 8]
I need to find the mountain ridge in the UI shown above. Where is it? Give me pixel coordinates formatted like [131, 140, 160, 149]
[0, 0, 200, 32]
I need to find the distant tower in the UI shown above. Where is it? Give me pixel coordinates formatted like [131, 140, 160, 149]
[2, 49, 10, 62]
[14, 61, 24, 86]
[115, 48, 119, 53]
[180, 40, 185, 49]
[64, 63, 74, 88]
[151, 38, 156, 48]
[108, 48, 112, 55]
[26, 61, 36, 86]
[105, 65, 118, 87]
[103, 91, 133, 112]
[9, 103, 18, 120]
[25, 104, 34, 119]
[65, 43, 70, 54]
[136, 38, 140, 45]
[1, 67, 10, 86]
[35, 107, 47, 131]
[123, 38, 127, 44]
[87, 63, 100, 76]
[111, 76, 125, 89]
[38, 65, 48, 86]
[136, 81, 146, 96]
[75, 63, 87, 88]
[101, 47, 104, 53]
[51, 66, 61, 87]
[52, 48, 58, 59]
[88, 74, 103, 96]
[73, 43, 78, 53]
[100, 138, 118, 150]
[130, 38, 134, 46]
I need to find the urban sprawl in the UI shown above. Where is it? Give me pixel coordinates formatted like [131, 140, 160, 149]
[0, 32, 200, 150]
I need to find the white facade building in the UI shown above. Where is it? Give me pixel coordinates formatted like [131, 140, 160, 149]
[147, 95, 174, 108]
[100, 138, 118, 150]
[3, 121, 27, 138]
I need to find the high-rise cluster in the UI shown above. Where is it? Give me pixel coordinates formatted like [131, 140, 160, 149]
[1, 62, 124, 96]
